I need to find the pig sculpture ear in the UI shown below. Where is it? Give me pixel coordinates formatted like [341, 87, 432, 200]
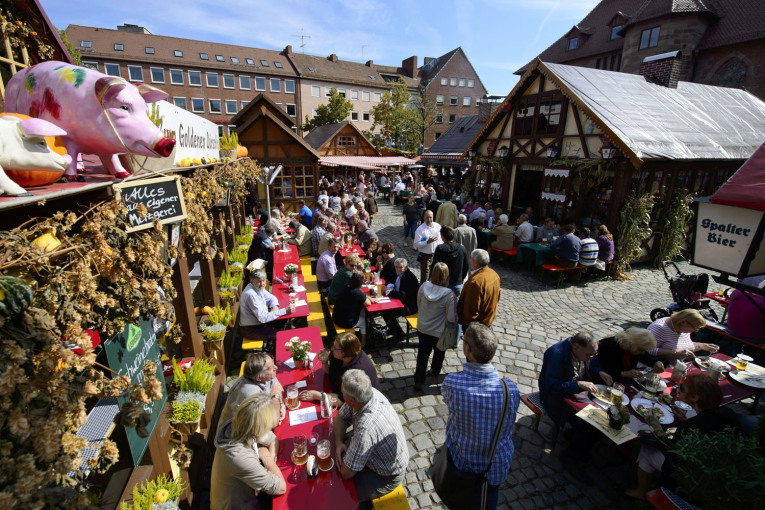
[19, 117, 67, 138]
[136, 83, 169, 104]
[94, 76, 127, 104]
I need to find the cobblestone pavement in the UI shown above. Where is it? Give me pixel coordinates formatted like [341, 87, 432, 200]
[365, 198, 730, 510]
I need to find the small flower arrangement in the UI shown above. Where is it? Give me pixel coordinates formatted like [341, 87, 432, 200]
[201, 323, 227, 341]
[344, 232, 353, 240]
[284, 263, 299, 275]
[119, 473, 185, 510]
[285, 336, 312, 362]
[362, 259, 371, 270]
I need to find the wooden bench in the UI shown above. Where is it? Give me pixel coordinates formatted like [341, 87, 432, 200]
[490, 246, 517, 264]
[541, 263, 582, 288]
[371, 484, 410, 510]
[520, 392, 559, 447]
[704, 320, 765, 351]
[404, 314, 418, 348]
[241, 336, 265, 351]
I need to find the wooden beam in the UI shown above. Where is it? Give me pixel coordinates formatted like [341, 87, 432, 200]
[171, 248, 204, 359]
[572, 107, 591, 158]
[199, 257, 219, 308]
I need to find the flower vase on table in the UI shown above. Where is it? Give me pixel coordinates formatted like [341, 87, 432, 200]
[284, 264, 299, 285]
[285, 336, 312, 370]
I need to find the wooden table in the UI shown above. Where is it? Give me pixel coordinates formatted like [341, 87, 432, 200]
[339, 244, 365, 258]
[271, 274, 310, 320]
[273, 327, 358, 509]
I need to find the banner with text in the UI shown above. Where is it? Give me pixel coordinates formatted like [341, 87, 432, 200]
[154, 100, 220, 164]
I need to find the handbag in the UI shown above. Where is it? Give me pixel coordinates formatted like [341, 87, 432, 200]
[436, 293, 458, 351]
[432, 380, 510, 510]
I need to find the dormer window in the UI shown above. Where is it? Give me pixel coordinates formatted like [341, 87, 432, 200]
[610, 26, 623, 40]
[568, 38, 578, 50]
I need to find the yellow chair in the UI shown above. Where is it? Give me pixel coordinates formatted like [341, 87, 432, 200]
[242, 337, 264, 351]
[371, 484, 410, 510]
[405, 314, 418, 348]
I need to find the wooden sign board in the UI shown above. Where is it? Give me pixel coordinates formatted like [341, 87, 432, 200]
[113, 176, 187, 232]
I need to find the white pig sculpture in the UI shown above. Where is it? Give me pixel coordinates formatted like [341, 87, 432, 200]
[0, 116, 71, 196]
[4, 61, 176, 181]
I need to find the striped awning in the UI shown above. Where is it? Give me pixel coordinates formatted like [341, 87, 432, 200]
[319, 156, 418, 170]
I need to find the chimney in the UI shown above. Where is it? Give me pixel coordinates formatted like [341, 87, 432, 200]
[366, 60, 374, 67]
[424, 57, 435, 65]
[402, 56, 417, 77]
[328, 53, 338, 63]
[284, 45, 292, 55]
[117, 24, 151, 34]
[478, 101, 500, 122]
[639, 51, 682, 88]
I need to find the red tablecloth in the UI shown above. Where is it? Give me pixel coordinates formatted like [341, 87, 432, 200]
[271, 274, 310, 320]
[273, 327, 357, 509]
[339, 244, 365, 258]
[704, 292, 729, 307]
[274, 244, 300, 271]
[366, 297, 404, 313]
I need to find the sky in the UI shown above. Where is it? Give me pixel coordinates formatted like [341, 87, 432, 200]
[43, 0, 600, 96]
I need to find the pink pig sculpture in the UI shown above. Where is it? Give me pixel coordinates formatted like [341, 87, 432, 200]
[5, 61, 176, 181]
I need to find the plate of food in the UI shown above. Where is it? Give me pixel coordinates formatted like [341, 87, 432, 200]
[590, 384, 629, 406]
[631, 398, 674, 425]
[634, 375, 668, 392]
[694, 356, 727, 371]
[728, 369, 765, 389]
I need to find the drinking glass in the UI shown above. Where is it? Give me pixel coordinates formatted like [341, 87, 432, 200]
[286, 385, 300, 410]
[317, 439, 332, 471]
[611, 383, 625, 405]
[289, 293, 297, 306]
[291, 434, 308, 465]
[736, 354, 753, 371]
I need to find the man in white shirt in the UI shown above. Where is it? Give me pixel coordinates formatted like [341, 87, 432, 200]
[514, 214, 534, 245]
[469, 203, 486, 223]
[240, 269, 295, 338]
[413, 210, 443, 284]
[345, 200, 357, 221]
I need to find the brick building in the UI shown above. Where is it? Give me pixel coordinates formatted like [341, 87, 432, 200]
[516, 0, 765, 102]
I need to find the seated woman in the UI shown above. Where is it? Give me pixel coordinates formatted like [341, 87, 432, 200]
[299, 331, 381, 405]
[491, 214, 515, 251]
[626, 373, 739, 501]
[593, 225, 615, 271]
[378, 242, 397, 285]
[596, 327, 656, 379]
[332, 271, 376, 344]
[211, 393, 286, 510]
[647, 309, 719, 364]
[365, 238, 381, 267]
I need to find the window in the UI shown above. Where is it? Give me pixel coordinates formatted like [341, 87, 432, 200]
[255, 77, 266, 91]
[114, 43, 123, 51]
[274, 61, 283, 68]
[216, 55, 225, 62]
[449, 114, 456, 123]
[362, 111, 370, 121]
[568, 37, 578, 50]
[191, 98, 204, 113]
[459, 78, 466, 87]
[218, 125, 224, 137]
[513, 97, 536, 136]
[188, 70, 202, 86]
[239, 75, 251, 90]
[373, 92, 381, 102]
[150, 67, 165, 83]
[435, 132, 442, 140]
[270, 78, 280, 92]
[536, 93, 563, 135]
[610, 26, 623, 40]
[173, 97, 187, 110]
[285, 79, 295, 94]
[441, 77, 447, 86]
[311, 85, 321, 97]
[145, 47, 155, 54]
[260, 60, 269, 66]
[209, 99, 222, 114]
[350, 89, 359, 100]
[350, 111, 359, 121]
[246, 58, 255, 65]
[450, 96, 458, 106]
[231, 57, 239, 64]
[338, 136, 356, 146]
[436, 95, 444, 105]
[640, 27, 660, 49]
[325, 86, 333, 97]
[463, 96, 471, 106]
[596, 58, 602, 69]
[276, 103, 282, 108]
[206, 72, 219, 87]
[337, 88, 346, 98]
[200, 53, 209, 60]
[293, 166, 314, 198]
[223, 74, 235, 89]
[286, 104, 297, 117]
[225, 100, 238, 114]
[228, 125, 237, 135]
[435, 113, 443, 123]
[82, 61, 98, 71]
[476, 97, 484, 106]
[450, 78, 457, 86]
[127, 65, 143, 82]
[104, 63, 120, 76]
[292, 126, 298, 134]
[362, 91, 370, 101]
[174, 50, 183, 57]
[468, 79, 475, 88]
[241, 100, 250, 109]
[81, 40, 92, 48]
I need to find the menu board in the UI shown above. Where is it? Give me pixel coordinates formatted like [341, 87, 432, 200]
[113, 175, 187, 232]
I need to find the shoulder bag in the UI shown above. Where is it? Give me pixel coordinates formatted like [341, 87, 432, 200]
[432, 379, 510, 509]
[436, 293, 458, 351]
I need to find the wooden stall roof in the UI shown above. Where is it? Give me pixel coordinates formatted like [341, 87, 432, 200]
[230, 92, 295, 129]
[303, 122, 380, 157]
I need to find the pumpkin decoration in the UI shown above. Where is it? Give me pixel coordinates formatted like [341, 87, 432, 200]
[0, 112, 68, 187]
[31, 228, 62, 252]
[236, 145, 248, 159]
[0, 275, 34, 316]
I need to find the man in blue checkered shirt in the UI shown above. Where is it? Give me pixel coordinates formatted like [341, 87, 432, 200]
[442, 323, 520, 510]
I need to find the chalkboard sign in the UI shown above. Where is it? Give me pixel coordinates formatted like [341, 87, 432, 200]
[113, 176, 187, 232]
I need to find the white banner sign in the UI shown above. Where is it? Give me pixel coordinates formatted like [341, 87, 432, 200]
[693, 202, 765, 276]
[541, 192, 567, 203]
[544, 168, 570, 178]
[153, 101, 219, 165]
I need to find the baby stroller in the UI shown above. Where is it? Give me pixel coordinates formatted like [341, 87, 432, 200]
[649, 261, 719, 322]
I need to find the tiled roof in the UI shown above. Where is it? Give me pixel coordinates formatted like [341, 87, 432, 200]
[418, 47, 460, 83]
[287, 52, 419, 89]
[628, 0, 717, 25]
[697, 0, 765, 50]
[303, 122, 346, 149]
[423, 116, 485, 156]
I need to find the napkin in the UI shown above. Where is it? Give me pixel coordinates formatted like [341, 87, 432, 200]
[278, 249, 291, 253]
[295, 380, 307, 389]
[289, 407, 318, 426]
[292, 299, 308, 307]
[375, 297, 391, 303]
[291, 285, 307, 292]
[575, 405, 637, 445]
[283, 352, 317, 369]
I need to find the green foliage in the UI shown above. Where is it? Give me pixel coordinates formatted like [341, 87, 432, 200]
[235, 233, 253, 246]
[371, 77, 421, 152]
[170, 399, 202, 423]
[202, 323, 227, 341]
[57, 29, 82, 66]
[218, 288, 236, 300]
[614, 194, 654, 279]
[220, 132, 238, 150]
[148, 103, 163, 129]
[119, 473, 185, 509]
[207, 304, 232, 326]
[654, 191, 694, 267]
[666, 427, 765, 507]
[474, 156, 508, 181]
[242, 224, 253, 236]
[173, 357, 215, 394]
[228, 249, 248, 265]
[302, 87, 353, 131]
[219, 269, 242, 289]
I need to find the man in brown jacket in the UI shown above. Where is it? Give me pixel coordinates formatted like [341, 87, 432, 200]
[457, 249, 500, 327]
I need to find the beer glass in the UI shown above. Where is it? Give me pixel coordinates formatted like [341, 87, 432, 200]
[736, 354, 753, 371]
[286, 385, 300, 410]
[317, 439, 332, 471]
[292, 434, 308, 465]
[611, 383, 624, 405]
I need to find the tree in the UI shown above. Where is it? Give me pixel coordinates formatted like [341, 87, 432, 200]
[301, 87, 353, 131]
[371, 77, 420, 152]
[57, 28, 82, 66]
[411, 83, 441, 150]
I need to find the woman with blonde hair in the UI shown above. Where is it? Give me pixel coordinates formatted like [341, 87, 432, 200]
[596, 328, 656, 379]
[647, 309, 718, 363]
[211, 393, 285, 510]
[413, 262, 456, 390]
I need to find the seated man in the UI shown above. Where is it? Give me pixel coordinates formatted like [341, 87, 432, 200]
[550, 224, 581, 281]
[491, 214, 515, 251]
[345, 200, 357, 221]
[247, 223, 275, 281]
[328, 253, 361, 306]
[514, 213, 534, 245]
[332, 271, 377, 345]
[535, 217, 558, 242]
[297, 199, 313, 229]
[318, 222, 338, 255]
[239, 270, 295, 339]
[287, 219, 312, 257]
[355, 220, 378, 251]
[219, 352, 285, 426]
[311, 215, 328, 256]
[577, 227, 599, 270]
[316, 237, 340, 289]
[334, 369, 409, 507]
[386, 257, 419, 316]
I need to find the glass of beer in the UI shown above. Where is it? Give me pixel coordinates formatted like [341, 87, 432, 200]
[317, 439, 332, 471]
[291, 434, 308, 465]
[611, 383, 624, 405]
[286, 385, 300, 410]
[540, 237, 547, 247]
[736, 354, 753, 371]
[289, 293, 297, 306]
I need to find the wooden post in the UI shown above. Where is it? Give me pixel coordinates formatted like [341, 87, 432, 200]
[214, 210, 229, 274]
[199, 257, 219, 308]
[224, 204, 236, 250]
[171, 248, 204, 359]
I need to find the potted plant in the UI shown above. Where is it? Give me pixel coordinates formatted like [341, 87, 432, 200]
[170, 399, 202, 436]
[218, 269, 242, 299]
[284, 263, 299, 285]
[200, 304, 232, 361]
[285, 336, 312, 370]
[219, 132, 238, 160]
[120, 473, 186, 510]
[227, 248, 247, 273]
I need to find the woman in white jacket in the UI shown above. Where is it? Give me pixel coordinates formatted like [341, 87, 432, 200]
[414, 262, 457, 390]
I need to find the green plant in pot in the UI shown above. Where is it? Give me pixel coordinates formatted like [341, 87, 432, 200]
[285, 336, 312, 369]
[170, 399, 202, 435]
[219, 132, 238, 159]
[173, 357, 215, 394]
[119, 473, 185, 510]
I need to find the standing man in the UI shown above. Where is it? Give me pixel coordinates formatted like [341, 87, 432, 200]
[431, 226, 468, 296]
[316, 238, 340, 289]
[413, 210, 443, 284]
[454, 214, 478, 258]
[334, 370, 409, 507]
[435, 194, 458, 228]
[287, 219, 312, 257]
[441, 323, 520, 510]
[363, 191, 378, 220]
[457, 249, 500, 327]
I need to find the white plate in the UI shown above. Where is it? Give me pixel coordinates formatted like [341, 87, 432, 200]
[634, 377, 668, 392]
[631, 398, 674, 425]
[694, 356, 727, 371]
[590, 384, 629, 407]
[728, 369, 765, 389]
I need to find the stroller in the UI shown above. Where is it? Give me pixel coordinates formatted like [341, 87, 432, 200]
[649, 261, 719, 322]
